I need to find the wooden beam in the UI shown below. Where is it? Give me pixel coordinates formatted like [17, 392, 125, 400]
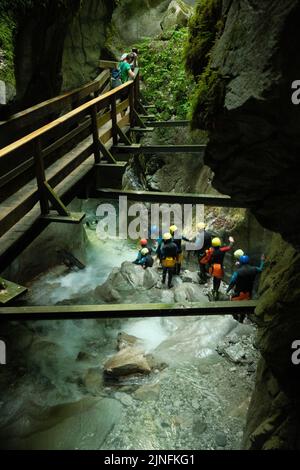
[0, 300, 257, 320]
[43, 181, 69, 216]
[98, 138, 117, 164]
[96, 188, 249, 208]
[41, 212, 85, 224]
[130, 127, 154, 133]
[112, 144, 206, 154]
[144, 120, 190, 128]
[117, 125, 131, 145]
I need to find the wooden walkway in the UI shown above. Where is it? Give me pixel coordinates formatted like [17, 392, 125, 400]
[0, 61, 253, 315]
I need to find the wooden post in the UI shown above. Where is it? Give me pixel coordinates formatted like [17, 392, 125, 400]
[33, 137, 49, 215]
[90, 104, 101, 163]
[129, 83, 135, 128]
[111, 95, 118, 146]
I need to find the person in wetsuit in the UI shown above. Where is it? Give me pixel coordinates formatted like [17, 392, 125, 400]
[191, 223, 213, 283]
[169, 225, 190, 275]
[208, 236, 235, 300]
[134, 248, 154, 269]
[161, 233, 178, 288]
[227, 254, 265, 322]
[227, 254, 265, 300]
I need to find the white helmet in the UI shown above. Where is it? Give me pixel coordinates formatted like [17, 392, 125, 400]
[234, 249, 244, 260]
[141, 248, 149, 256]
[163, 232, 172, 241]
[197, 222, 206, 231]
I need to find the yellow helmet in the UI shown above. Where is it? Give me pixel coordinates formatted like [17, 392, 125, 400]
[212, 237, 221, 247]
[197, 222, 206, 231]
[170, 225, 178, 234]
[163, 232, 172, 241]
[141, 248, 149, 256]
[234, 249, 244, 259]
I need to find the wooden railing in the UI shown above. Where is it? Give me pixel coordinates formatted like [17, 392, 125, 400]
[0, 70, 141, 237]
[0, 69, 111, 146]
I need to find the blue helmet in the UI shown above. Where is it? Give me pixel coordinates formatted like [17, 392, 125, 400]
[151, 225, 159, 236]
[240, 255, 250, 265]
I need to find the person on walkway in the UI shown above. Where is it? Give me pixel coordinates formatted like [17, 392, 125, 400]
[161, 233, 178, 288]
[119, 53, 135, 84]
[169, 225, 190, 275]
[208, 236, 235, 300]
[190, 222, 213, 283]
[227, 254, 265, 301]
[134, 248, 154, 269]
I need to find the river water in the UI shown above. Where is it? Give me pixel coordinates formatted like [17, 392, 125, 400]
[0, 201, 259, 450]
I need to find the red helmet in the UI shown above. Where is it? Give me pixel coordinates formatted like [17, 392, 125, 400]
[140, 239, 148, 246]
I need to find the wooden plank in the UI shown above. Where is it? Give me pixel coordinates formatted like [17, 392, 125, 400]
[0, 300, 257, 320]
[0, 70, 110, 137]
[0, 277, 28, 305]
[99, 60, 118, 69]
[96, 188, 249, 208]
[112, 144, 206, 154]
[144, 120, 190, 128]
[130, 127, 154, 132]
[139, 114, 156, 119]
[33, 138, 49, 215]
[41, 212, 85, 224]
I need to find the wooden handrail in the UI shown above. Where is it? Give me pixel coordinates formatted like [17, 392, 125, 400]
[99, 60, 119, 69]
[0, 70, 111, 135]
[0, 80, 133, 159]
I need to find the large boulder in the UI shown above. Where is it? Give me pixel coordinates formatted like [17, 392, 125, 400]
[104, 347, 152, 377]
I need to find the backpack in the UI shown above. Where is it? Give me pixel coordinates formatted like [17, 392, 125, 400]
[112, 68, 121, 80]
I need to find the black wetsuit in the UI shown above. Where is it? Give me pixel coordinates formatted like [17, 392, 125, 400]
[161, 241, 178, 288]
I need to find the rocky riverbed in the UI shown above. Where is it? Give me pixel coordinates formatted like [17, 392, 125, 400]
[0, 312, 258, 450]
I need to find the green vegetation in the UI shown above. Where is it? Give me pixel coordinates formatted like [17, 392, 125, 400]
[0, 13, 16, 86]
[185, 0, 225, 130]
[136, 28, 195, 121]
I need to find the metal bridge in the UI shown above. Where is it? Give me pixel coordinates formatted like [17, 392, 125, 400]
[0, 61, 256, 317]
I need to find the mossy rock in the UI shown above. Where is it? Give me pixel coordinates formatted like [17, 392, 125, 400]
[190, 66, 225, 129]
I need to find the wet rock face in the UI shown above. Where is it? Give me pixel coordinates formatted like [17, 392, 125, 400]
[189, 0, 300, 449]
[203, 0, 300, 249]
[161, 1, 192, 31]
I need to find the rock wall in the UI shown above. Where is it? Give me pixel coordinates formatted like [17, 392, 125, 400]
[188, 0, 300, 449]
[8, 0, 115, 112]
[203, 0, 300, 250]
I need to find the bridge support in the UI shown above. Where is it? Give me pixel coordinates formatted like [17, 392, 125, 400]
[0, 300, 257, 320]
[0, 277, 27, 305]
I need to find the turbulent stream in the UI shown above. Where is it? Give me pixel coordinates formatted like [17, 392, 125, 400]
[0, 200, 259, 450]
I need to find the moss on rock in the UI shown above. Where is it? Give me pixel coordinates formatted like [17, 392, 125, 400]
[189, 66, 225, 129]
[0, 13, 16, 86]
[185, 0, 223, 78]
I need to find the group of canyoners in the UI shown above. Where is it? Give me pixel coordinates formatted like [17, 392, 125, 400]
[133, 223, 265, 302]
